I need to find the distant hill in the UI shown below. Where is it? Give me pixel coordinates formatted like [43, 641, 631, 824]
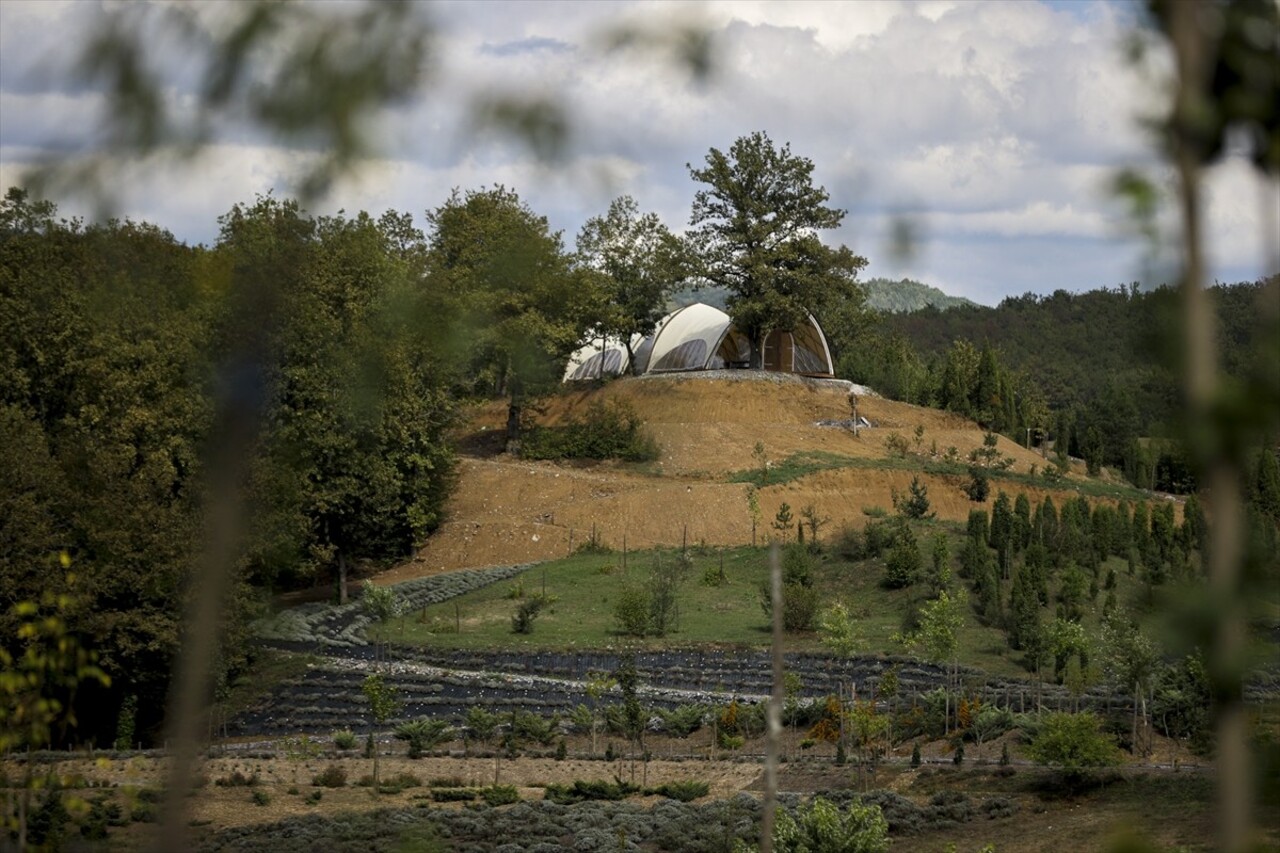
[861, 278, 977, 313]
[669, 277, 974, 315]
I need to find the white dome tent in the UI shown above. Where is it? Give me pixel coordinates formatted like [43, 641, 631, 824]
[563, 303, 834, 381]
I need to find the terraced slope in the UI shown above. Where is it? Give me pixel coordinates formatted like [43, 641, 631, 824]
[382, 372, 1124, 582]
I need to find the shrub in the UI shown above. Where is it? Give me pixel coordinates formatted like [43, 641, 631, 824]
[305, 790, 322, 805]
[512, 593, 553, 634]
[332, 729, 358, 750]
[769, 796, 889, 853]
[465, 707, 500, 744]
[251, 789, 270, 807]
[387, 772, 422, 789]
[647, 780, 710, 802]
[885, 433, 910, 458]
[613, 583, 652, 637]
[1027, 712, 1120, 782]
[883, 540, 920, 589]
[511, 710, 557, 746]
[129, 803, 158, 823]
[861, 519, 894, 558]
[428, 776, 465, 788]
[894, 476, 933, 519]
[964, 467, 990, 502]
[395, 718, 453, 758]
[481, 785, 520, 806]
[215, 770, 259, 787]
[521, 400, 659, 462]
[658, 704, 706, 738]
[431, 787, 478, 802]
[312, 765, 348, 788]
[911, 743, 921, 767]
[543, 779, 639, 804]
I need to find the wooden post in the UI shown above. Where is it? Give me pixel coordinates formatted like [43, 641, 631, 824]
[682, 524, 687, 553]
[623, 534, 628, 573]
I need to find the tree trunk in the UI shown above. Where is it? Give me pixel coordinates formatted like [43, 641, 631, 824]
[338, 550, 348, 605]
[1132, 682, 1139, 755]
[506, 395, 521, 453]
[750, 334, 764, 370]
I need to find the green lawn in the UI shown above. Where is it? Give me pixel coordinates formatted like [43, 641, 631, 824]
[373, 513, 1261, 686]
[375, 523, 1022, 676]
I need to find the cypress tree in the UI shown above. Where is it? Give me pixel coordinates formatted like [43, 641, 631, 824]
[1014, 492, 1032, 551]
[1254, 449, 1280, 523]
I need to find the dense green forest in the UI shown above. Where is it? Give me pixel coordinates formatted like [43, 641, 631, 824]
[839, 280, 1278, 491]
[0, 186, 620, 744]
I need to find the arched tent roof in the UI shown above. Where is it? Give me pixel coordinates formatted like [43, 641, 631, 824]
[562, 333, 640, 382]
[563, 303, 835, 381]
[647, 303, 732, 373]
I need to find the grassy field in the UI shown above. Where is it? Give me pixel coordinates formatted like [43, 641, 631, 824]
[727, 449, 1157, 503]
[373, 519, 1181, 680]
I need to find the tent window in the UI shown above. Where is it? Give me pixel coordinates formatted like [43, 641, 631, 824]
[570, 348, 625, 380]
[792, 322, 830, 374]
[651, 339, 708, 371]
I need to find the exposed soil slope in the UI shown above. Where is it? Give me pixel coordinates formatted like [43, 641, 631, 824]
[381, 373, 1095, 583]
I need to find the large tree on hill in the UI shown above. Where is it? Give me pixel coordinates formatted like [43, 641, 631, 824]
[575, 195, 688, 375]
[686, 131, 866, 369]
[427, 186, 605, 448]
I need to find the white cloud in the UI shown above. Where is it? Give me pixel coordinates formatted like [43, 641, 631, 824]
[0, 0, 1272, 303]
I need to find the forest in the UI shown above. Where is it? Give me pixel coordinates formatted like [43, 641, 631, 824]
[842, 279, 1278, 492]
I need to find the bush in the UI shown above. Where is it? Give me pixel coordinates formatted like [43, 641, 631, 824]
[481, 785, 520, 806]
[521, 400, 659, 462]
[770, 796, 889, 853]
[130, 802, 158, 823]
[658, 704, 706, 738]
[543, 779, 639, 804]
[305, 790, 322, 805]
[395, 718, 453, 758]
[1027, 712, 1120, 782]
[613, 583, 652, 637]
[332, 729, 358, 750]
[894, 476, 933, 519]
[883, 540, 920, 589]
[511, 594, 551, 634]
[251, 789, 271, 807]
[510, 710, 558, 746]
[431, 787, 479, 802]
[387, 772, 422, 789]
[861, 520, 894, 558]
[963, 467, 990, 502]
[215, 770, 259, 787]
[646, 780, 710, 802]
[312, 765, 348, 788]
[428, 776, 465, 788]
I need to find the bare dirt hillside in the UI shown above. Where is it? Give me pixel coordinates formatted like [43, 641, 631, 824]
[379, 373, 1096, 583]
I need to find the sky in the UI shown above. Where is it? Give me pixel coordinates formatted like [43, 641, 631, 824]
[0, 0, 1275, 306]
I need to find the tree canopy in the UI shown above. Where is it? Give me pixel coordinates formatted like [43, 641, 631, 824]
[575, 195, 687, 374]
[687, 131, 866, 368]
[426, 186, 605, 445]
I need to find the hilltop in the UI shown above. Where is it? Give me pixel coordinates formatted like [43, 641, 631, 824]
[860, 277, 979, 313]
[380, 372, 1138, 582]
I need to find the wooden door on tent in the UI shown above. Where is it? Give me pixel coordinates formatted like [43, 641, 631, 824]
[762, 329, 794, 372]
